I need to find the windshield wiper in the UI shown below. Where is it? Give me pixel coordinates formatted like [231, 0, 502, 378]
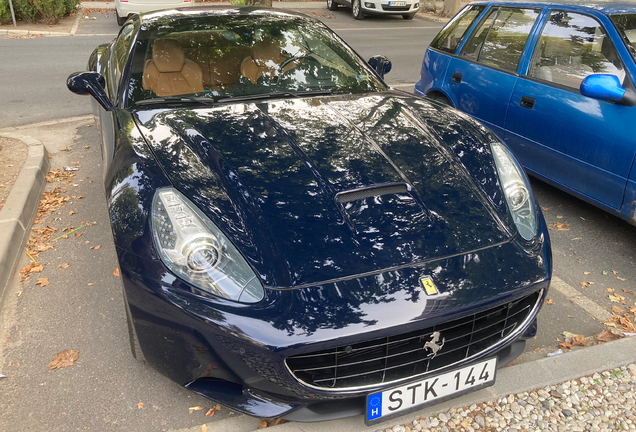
[217, 89, 332, 103]
[135, 96, 217, 106]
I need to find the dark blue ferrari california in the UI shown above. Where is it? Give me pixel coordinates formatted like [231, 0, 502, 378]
[67, 7, 551, 425]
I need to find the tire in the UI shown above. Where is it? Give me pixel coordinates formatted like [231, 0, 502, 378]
[428, 93, 452, 106]
[123, 287, 146, 363]
[402, 13, 416, 19]
[352, 0, 364, 20]
[327, 0, 339, 10]
[116, 10, 127, 26]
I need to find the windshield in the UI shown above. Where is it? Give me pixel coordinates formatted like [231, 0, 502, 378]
[610, 13, 636, 62]
[126, 10, 386, 105]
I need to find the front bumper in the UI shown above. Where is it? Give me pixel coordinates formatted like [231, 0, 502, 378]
[117, 225, 551, 421]
[360, 1, 420, 16]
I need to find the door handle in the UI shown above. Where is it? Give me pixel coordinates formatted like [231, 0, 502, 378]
[451, 73, 462, 83]
[520, 96, 535, 109]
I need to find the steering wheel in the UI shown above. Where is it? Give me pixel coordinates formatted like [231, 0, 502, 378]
[276, 54, 321, 79]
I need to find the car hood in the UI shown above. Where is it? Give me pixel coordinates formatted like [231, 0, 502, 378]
[133, 92, 512, 289]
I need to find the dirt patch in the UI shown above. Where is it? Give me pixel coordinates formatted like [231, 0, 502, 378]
[0, 10, 79, 35]
[0, 137, 28, 212]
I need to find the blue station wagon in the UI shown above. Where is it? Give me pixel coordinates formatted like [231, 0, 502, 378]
[415, 1, 636, 225]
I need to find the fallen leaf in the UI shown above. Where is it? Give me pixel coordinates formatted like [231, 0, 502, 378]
[48, 349, 79, 369]
[562, 331, 576, 339]
[597, 329, 622, 343]
[137, 402, 144, 409]
[201, 425, 208, 432]
[602, 270, 608, 275]
[623, 289, 635, 295]
[90, 245, 101, 250]
[541, 207, 550, 211]
[59, 147, 69, 151]
[609, 295, 621, 303]
[58, 263, 70, 269]
[84, 146, 90, 149]
[613, 270, 619, 275]
[205, 409, 215, 417]
[556, 215, 564, 219]
[68, 210, 76, 215]
[584, 271, 591, 275]
[36, 278, 50, 287]
[88, 283, 95, 286]
[75, 233, 82, 238]
[214, 404, 220, 410]
[189, 406, 204, 413]
[258, 419, 268, 429]
[618, 277, 626, 281]
[612, 306, 625, 313]
[607, 288, 615, 293]
[568, 315, 573, 318]
[545, 299, 553, 305]
[113, 268, 120, 277]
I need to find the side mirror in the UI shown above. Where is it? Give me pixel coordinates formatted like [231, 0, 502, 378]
[368, 55, 392, 79]
[67, 71, 114, 112]
[580, 74, 636, 107]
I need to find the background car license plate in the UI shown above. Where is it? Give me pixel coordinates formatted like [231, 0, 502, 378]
[365, 358, 497, 424]
[388, 1, 407, 5]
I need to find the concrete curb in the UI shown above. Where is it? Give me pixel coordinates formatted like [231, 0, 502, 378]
[0, 133, 49, 307]
[169, 335, 636, 432]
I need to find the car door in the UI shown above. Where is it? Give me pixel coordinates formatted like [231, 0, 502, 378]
[443, 6, 541, 138]
[99, 22, 136, 180]
[504, 10, 636, 210]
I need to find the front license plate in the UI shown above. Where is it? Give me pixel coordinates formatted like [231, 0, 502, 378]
[388, 1, 407, 5]
[365, 358, 497, 425]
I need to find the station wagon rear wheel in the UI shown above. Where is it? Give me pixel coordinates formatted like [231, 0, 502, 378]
[327, 0, 339, 10]
[352, 0, 364, 19]
[428, 93, 451, 106]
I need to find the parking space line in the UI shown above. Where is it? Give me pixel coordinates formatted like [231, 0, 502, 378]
[550, 276, 613, 321]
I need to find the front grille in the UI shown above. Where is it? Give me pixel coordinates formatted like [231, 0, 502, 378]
[381, 5, 411, 11]
[286, 290, 541, 390]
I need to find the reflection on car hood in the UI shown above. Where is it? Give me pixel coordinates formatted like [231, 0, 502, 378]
[134, 92, 512, 289]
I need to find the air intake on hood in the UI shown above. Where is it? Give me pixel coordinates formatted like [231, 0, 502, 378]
[335, 182, 412, 203]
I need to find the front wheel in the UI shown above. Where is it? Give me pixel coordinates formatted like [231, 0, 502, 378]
[402, 13, 416, 19]
[116, 10, 127, 26]
[327, 0, 339, 10]
[352, 0, 364, 20]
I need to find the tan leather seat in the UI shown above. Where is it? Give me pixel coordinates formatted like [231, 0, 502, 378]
[143, 39, 204, 97]
[240, 40, 293, 84]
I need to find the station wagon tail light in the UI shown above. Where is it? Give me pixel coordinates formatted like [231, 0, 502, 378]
[490, 142, 537, 241]
[151, 188, 264, 303]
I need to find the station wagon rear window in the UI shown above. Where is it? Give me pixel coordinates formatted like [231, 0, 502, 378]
[429, 5, 485, 54]
[460, 7, 540, 73]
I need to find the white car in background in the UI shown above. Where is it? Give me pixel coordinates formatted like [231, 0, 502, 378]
[115, 0, 194, 25]
[327, 0, 420, 20]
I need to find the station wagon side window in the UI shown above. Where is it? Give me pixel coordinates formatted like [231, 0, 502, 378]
[528, 11, 626, 90]
[429, 5, 486, 54]
[460, 7, 540, 73]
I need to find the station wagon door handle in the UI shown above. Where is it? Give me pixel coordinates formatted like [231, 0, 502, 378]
[520, 96, 535, 109]
[451, 73, 463, 83]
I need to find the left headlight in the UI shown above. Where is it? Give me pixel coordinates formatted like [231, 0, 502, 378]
[151, 187, 264, 303]
[490, 142, 538, 241]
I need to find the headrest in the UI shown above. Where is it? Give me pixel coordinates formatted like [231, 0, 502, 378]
[153, 39, 185, 73]
[252, 40, 284, 67]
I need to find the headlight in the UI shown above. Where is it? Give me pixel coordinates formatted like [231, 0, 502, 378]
[490, 142, 538, 241]
[151, 188, 264, 303]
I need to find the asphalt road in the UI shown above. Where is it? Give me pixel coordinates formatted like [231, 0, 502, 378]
[1, 7, 635, 432]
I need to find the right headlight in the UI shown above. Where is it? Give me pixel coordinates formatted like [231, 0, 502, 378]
[490, 141, 538, 241]
[150, 187, 264, 303]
